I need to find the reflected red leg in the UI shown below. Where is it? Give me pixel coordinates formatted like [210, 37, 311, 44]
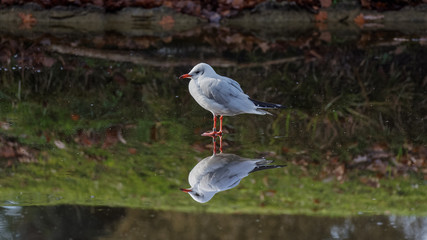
[219, 115, 223, 153]
[212, 136, 217, 154]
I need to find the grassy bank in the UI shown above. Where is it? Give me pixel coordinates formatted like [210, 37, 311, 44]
[1, 35, 426, 216]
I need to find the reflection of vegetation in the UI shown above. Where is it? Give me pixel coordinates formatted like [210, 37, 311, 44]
[0, 37, 426, 216]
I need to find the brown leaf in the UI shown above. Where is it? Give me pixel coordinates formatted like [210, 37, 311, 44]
[282, 146, 289, 153]
[315, 11, 328, 23]
[0, 146, 16, 158]
[104, 126, 126, 148]
[333, 164, 345, 181]
[232, 0, 244, 9]
[354, 13, 365, 27]
[320, 0, 331, 8]
[71, 114, 80, 121]
[128, 148, 137, 154]
[92, 0, 104, 7]
[158, 15, 175, 30]
[18, 12, 37, 29]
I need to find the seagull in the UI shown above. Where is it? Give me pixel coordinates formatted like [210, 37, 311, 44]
[181, 153, 285, 203]
[179, 63, 285, 138]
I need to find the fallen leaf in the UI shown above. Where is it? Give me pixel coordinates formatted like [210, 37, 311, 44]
[320, 0, 331, 8]
[128, 148, 137, 154]
[315, 11, 328, 23]
[0, 146, 16, 158]
[282, 146, 289, 153]
[354, 13, 365, 27]
[71, 114, 80, 121]
[103, 126, 126, 148]
[18, 12, 37, 29]
[158, 15, 175, 30]
[333, 164, 346, 181]
[232, 0, 244, 9]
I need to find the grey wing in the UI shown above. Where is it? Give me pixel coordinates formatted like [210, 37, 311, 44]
[200, 76, 249, 106]
[200, 160, 253, 191]
[199, 168, 243, 192]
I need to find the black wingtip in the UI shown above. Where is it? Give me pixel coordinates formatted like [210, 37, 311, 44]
[249, 98, 286, 109]
[249, 164, 286, 173]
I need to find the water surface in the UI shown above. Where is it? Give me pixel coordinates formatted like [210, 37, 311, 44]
[0, 18, 426, 238]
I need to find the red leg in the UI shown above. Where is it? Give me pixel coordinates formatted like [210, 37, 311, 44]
[201, 115, 221, 137]
[213, 115, 217, 132]
[219, 136, 223, 153]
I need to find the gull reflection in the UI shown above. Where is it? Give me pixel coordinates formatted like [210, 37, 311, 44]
[181, 153, 285, 203]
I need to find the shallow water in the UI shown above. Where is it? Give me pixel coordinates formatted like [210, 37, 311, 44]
[0, 17, 426, 239]
[1, 205, 426, 240]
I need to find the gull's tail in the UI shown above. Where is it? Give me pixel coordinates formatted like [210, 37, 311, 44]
[249, 98, 286, 109]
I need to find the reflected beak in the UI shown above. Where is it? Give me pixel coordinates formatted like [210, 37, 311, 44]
[180, 188, 192, 193]
[179, 74, 192, 79]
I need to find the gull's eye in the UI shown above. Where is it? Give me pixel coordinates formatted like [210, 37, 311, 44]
[195, 193, 200, 197]
[195, 71, 200, 74]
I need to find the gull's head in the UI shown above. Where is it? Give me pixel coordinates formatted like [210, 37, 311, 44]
[180, 188, 216, 203]
[179, 63, 216, 80]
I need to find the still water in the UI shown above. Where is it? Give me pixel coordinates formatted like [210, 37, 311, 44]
[1, 205, 427, 240]
[0, 9, 427, 240]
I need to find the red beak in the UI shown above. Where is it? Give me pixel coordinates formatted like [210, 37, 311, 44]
[179, 74, 192, 79]
[180, 188, 192, 193]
